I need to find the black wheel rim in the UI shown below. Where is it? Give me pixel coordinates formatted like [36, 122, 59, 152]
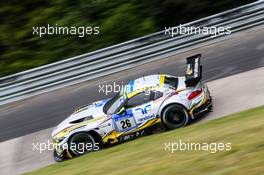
[70, 134, 94, 155]
[165, 108, 186, 127]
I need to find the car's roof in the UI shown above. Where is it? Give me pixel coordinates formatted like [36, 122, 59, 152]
[121, 74, 172, 98]
[128, 74, 162, 91]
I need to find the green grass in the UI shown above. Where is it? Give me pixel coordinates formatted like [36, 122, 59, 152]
[26, 106, 264, 175]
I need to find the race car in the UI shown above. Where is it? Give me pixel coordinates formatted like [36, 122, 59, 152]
[51, 54, 212, 161]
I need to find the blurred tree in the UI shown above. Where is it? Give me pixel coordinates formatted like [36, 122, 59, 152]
[0, 0, 255, 76]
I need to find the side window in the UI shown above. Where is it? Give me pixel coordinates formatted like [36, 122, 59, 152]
[126, 92, 151, 108]
[152, 90, 163, 100]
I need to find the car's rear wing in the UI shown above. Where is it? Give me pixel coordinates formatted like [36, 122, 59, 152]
[185, 54, 202, 87]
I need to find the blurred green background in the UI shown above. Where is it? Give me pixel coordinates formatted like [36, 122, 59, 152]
[0, 0, 254, 77]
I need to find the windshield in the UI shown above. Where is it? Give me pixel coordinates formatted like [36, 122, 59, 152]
[103, 93, 127, 115]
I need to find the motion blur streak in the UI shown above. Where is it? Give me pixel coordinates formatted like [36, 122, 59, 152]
[0, 25, 263, 175]
[1, 67, 263, 175]
[0, 26, 263, 142]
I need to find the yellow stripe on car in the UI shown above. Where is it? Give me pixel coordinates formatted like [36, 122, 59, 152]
[126, 118, 161, 134]
[102, 130, 121, 143]
[160, 74, 165, 86]
[53, 116, 106, 140]
[189, 92, 207, 115]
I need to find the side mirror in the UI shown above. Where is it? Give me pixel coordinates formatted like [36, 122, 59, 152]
[116, 107, 126, 115]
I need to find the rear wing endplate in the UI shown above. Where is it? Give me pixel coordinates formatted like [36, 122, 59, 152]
[185, 54, 202, 87]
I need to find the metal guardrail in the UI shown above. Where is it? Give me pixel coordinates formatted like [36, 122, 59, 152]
[0, 1, 264, 106]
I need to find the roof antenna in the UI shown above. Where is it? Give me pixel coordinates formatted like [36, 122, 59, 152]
[143, 74, 145, 81]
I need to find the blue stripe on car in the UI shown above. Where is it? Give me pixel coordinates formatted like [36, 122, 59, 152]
[129, 80, 134, 92]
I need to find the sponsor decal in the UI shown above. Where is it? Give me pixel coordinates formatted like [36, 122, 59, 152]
[138, 114, 155, 122]
[135, 104, 152, 115]
[113, 110, 137, 132]
[119, 130, 145, 141]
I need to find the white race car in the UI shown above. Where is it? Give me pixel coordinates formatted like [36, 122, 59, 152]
[52, 54, 212, 161]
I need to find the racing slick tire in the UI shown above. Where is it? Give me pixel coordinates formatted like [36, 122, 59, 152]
[68, 132, 96, 157]
[53, 150, 66, 162]
[161, 104, 189, 130]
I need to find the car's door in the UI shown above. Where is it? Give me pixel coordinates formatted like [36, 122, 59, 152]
[112, 90, 163, 133]
[125, 91, 156, 126]
[112, 91, 153, 133]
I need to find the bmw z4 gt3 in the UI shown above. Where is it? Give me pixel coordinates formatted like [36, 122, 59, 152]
[52, 54, 212, 161]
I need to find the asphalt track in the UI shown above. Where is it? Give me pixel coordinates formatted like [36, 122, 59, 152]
[0, 26, 264, 142]
[0, 26, 263, 175]
[1, 66, 264, 175]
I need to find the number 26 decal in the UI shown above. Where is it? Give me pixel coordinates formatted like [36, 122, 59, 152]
[120, 119, 132, 129]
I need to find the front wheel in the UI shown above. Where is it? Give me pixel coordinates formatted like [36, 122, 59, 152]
[161, 104, 189, 130]
[53, 150, 66, 162]
[68, 132, 96, 157]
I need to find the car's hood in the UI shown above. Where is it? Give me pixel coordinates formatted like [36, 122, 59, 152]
[52, 99, 109, 137]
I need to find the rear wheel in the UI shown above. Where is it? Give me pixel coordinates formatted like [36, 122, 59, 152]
[162, 104, 189, 130]
[69, 133, 96, 156]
